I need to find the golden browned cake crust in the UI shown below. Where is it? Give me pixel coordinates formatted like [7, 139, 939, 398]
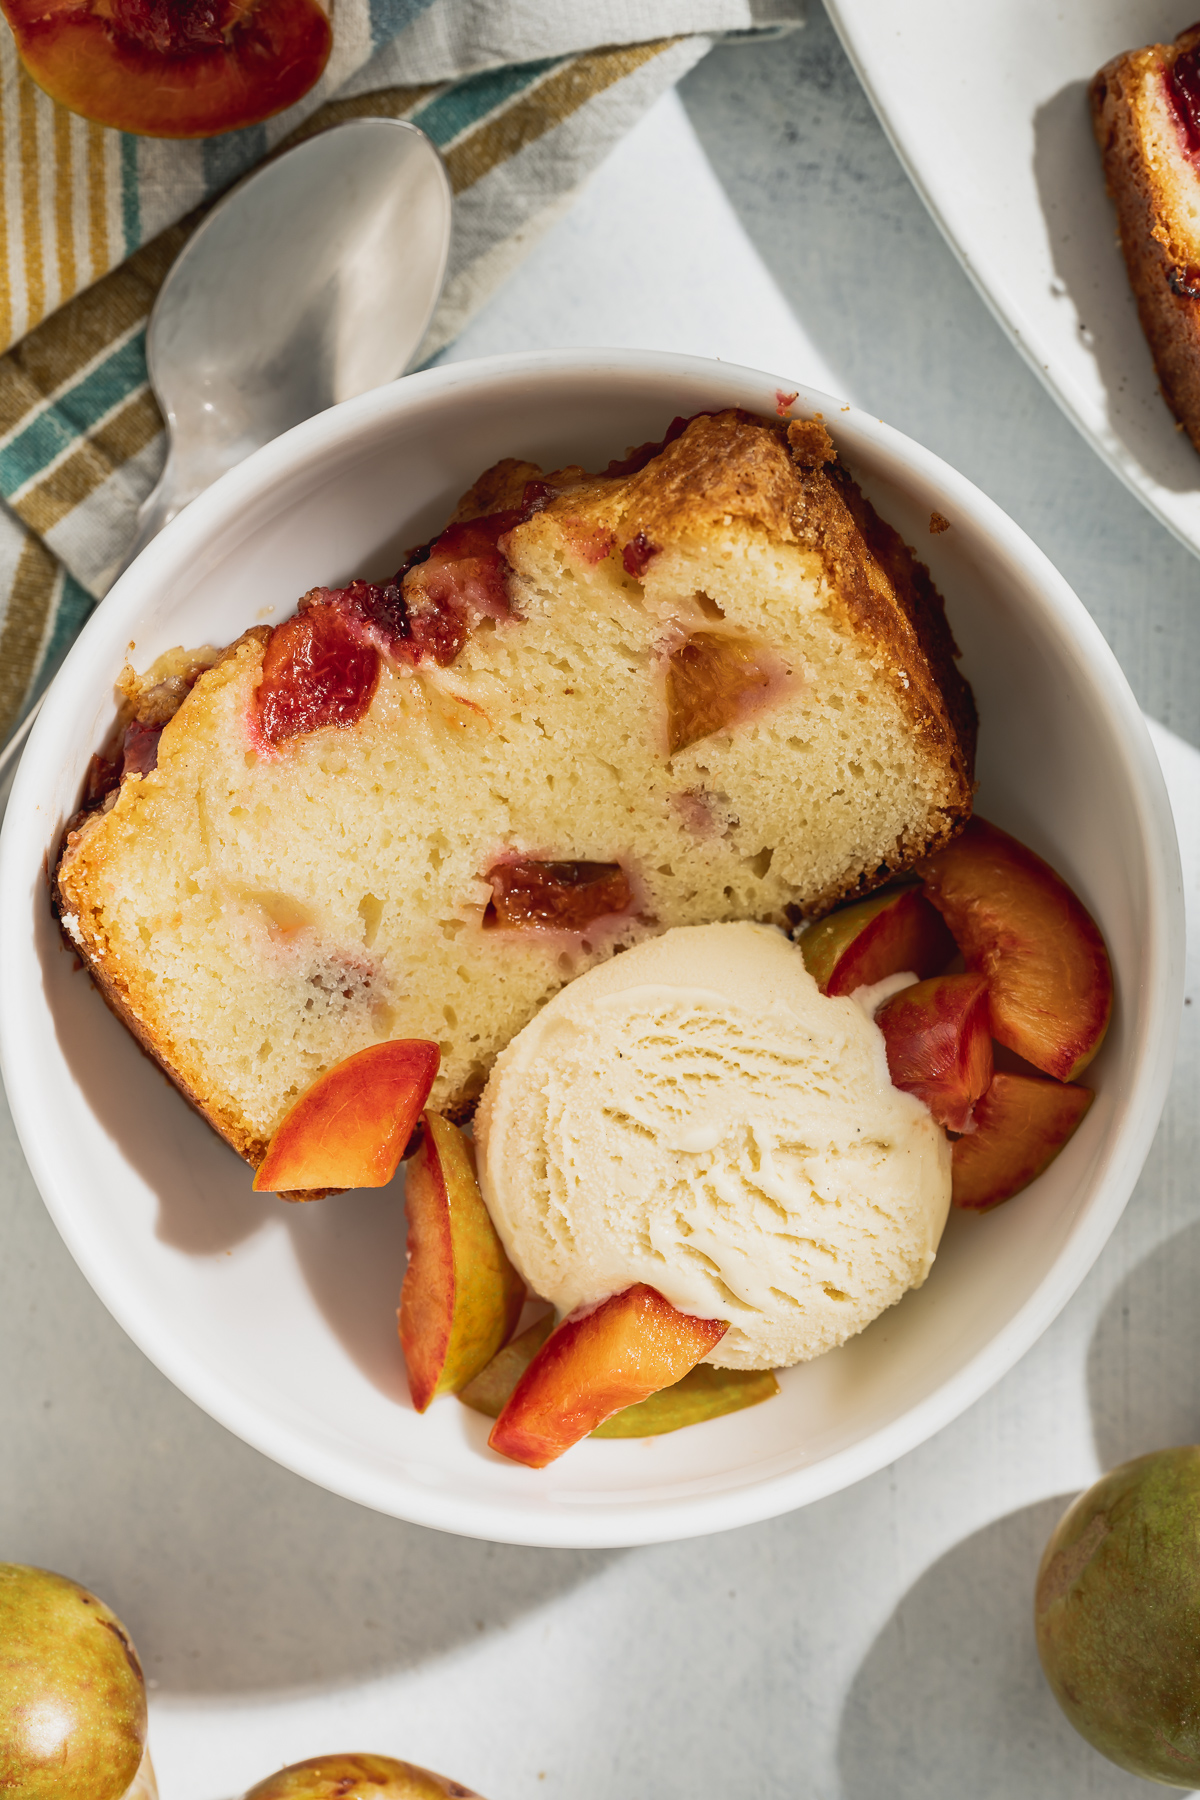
[524, 411, 976, 888]
[55, 411, 975, 1173]
[1092, 25, 1200, 450]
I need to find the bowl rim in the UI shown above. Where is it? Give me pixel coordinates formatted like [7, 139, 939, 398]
[0, 346, 1185, 1546]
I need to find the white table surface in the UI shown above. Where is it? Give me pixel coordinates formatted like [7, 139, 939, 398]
[4, 10, 1200, 1797]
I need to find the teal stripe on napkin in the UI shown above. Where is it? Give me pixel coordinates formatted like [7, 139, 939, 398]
[0, 333, 148, 494]
[413, 56, 563, 147]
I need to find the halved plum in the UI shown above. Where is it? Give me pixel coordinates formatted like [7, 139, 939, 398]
[916, 818, 1113, 1081]
[875, 973, 993, 1132]
[799, 886, 956, 997]
[951, 1071, 1094, 1211]
[2, 0, 332, 139]
[488, 1285, 727, 1467]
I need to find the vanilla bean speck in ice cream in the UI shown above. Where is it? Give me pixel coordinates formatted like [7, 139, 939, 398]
[474, 922, 951, 1370]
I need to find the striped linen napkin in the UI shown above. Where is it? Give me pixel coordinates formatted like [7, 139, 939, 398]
[0, 0, 802, 752]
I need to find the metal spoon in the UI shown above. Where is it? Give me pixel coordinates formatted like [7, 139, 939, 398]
[0, 117, 452, 790]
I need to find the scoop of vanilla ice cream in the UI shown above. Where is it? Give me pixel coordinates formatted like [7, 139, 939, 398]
[474, 921, 951, 1370]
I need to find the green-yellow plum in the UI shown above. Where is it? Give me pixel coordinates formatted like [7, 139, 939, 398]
[1035, 1448, 1200, 1785]
[0, 1563, 147, 1800]
[243, 1752, 482, 1798]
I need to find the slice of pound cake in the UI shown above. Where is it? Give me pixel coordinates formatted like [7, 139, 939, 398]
[55, 410, 976, 1172]
[1092, 23, 1200, 450]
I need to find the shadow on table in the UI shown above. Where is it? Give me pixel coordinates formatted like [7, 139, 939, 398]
[1088, 1216, 1200, 1473]
[837, 1500, 1152, 1799]
[6, 1153, 618, 1700]
[280, 1178, 414, 1402]
[150, 1499, 616, 1700]
[676, 12, 987, 427]
[76, 1326, 616, 1699]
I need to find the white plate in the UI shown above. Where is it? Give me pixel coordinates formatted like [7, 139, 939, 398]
[826, 0, 1200, 562]
[0, 350, 1183, 1546]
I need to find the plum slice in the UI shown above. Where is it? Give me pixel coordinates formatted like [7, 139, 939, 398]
[488, 1284, 728, 1467]
[2, 0, 332, 138]
[458, 1313, 555, 1418]
[256, 603, 380, 747]
[951, 1071, 1094, 1211]
[665, 632, 781, 755]
[916, 818, 1113, 1081]
[461, 1317, 776, 1436]
[402, 512, 522, 633]
[799, 886, 955, 996]
[254, 483, 545, 727]
[398, 1112, 526, 1412]
[252, 1038, 439, 1195]
[589, 1365, 779, 1437]
[484, 859, 631, 931]
[1166, 39, 1200, 153]
[875, 973, 993, 1132]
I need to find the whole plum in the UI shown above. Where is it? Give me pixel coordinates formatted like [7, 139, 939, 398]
[0, 1563, 147, 1800]
[1035, 1447, 1200, 1785]
[243, 1755, 482, 1799]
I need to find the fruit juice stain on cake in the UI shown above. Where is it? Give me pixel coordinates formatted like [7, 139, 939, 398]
[622, 531, 660, 577]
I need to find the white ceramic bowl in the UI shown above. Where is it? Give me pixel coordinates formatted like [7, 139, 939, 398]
[0, 351, 1184, 1547]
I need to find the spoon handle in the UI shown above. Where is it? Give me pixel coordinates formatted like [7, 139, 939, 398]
[118, 457, 184, 579]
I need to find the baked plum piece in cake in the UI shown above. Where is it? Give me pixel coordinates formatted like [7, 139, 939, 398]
[1092, 23, 1200, 450]
[54, 410, 976, 1173]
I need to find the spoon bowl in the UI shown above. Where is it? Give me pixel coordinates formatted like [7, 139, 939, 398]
[128, 116, 452, 556]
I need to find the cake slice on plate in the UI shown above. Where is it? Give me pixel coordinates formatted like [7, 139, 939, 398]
[1092, 23, 1200, 450]
[54, 410, 975, 1173]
